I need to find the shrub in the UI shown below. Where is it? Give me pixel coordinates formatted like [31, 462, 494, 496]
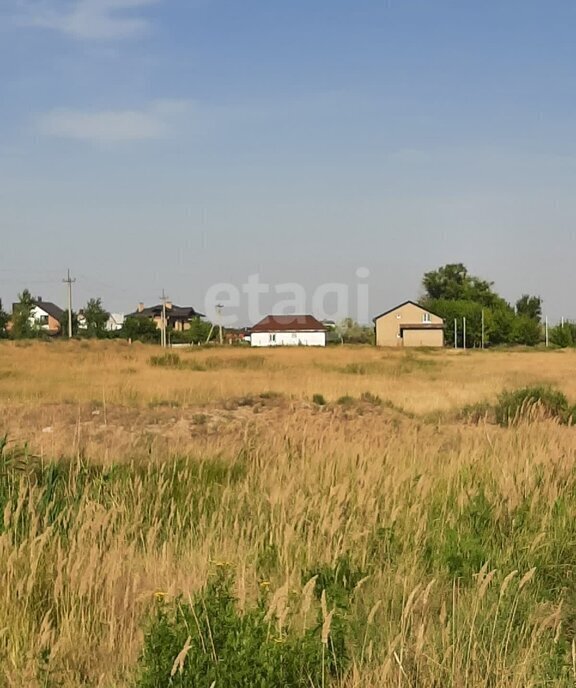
[495, 385, 569, 426]
[136, 568, 348, 688]
[312, 394, 327, 406]
[549, 324, 573, 348]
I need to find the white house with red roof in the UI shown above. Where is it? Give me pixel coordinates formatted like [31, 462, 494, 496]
[249, 315, 327, 347]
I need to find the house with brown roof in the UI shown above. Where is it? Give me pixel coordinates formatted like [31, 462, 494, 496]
[250, 315, 327, 347]
[126, 301, 204, 332]
[373, 301, 444, 347]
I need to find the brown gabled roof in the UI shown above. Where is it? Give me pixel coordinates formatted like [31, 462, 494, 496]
[251, 315, 326, 333]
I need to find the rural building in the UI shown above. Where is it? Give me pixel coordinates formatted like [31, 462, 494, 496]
[106, 313, 125, 332]
[10, 299, 64, 335]
[126, 302, 204, 331]
[373, 301, 444, 347]
[250, 315, 327, 347]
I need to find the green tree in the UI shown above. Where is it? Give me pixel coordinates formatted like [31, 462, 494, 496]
[122, 316, 159, 343]
[11, 289, 36, 339]
[0, 300, 8, 338]
[549, 324, 573, 348]
[188, 317, 213, 344]
[511, 315, 542, 346]
[82, 298, 110, 338]
[422, 263, 500, 306]
[421, 264, 542, 348]
[337, 318, 374, 344]
[515, 294, 542, 322]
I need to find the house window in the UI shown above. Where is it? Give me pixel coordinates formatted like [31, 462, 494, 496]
[422, 312, 432, 323]
[38, 315, 49, 327]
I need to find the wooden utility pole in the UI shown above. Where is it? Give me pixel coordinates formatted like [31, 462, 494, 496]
[62, 269, 76, 338]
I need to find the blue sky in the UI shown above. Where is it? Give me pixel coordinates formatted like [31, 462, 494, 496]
[1, 0, 575, 323]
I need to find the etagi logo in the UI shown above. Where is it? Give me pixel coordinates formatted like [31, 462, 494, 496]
[204, 268, 370, 326]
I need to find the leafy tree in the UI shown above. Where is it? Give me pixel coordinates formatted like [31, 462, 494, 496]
[337, 318, 374, 344]
[422, 263, 500, 307]
[11, 289, 36, 339]
[549, 324, 573, 348]
[59, 308, 79, 337]
[422, 264, 543, 348]
[122, 316, 159, 343]
[0, 300, 8, 338]
[422, 300, 476, 347]
[515, 294, 542, 322]
[82, 298, 110, 338]
[511, 315, 542, 346]
[188, 317, 213, 344]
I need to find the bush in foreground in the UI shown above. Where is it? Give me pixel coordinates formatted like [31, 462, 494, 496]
[495, 385, 571, 426]
[136, 568, 349, 688]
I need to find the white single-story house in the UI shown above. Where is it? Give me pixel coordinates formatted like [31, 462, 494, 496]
[250, 315, 327, 347]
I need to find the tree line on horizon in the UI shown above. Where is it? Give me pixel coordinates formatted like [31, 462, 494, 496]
[0, 264, 574, 347]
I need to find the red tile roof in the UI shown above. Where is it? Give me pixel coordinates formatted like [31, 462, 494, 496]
[251, 315, 326, 333]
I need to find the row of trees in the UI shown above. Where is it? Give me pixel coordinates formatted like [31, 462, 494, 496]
[421, 263, 555, 347]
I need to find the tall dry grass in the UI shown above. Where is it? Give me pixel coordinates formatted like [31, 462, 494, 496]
[0, 341, 574, 685]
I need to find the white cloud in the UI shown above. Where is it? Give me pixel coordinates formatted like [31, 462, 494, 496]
[18, 0, 160, 40]
[35, 100, 193, 142]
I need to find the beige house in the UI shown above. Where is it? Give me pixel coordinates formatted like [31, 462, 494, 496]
[373, 301, 444, 347]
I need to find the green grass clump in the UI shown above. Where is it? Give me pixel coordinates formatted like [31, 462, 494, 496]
[136, 567, 349, 688]
[495, 385, 570, 426]
[312, 393, 327, 406]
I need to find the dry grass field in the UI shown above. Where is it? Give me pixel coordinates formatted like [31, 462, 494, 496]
[0, 340, 575, 686]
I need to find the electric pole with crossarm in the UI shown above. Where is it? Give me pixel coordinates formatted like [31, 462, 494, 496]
[62, 269, 76, 338]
